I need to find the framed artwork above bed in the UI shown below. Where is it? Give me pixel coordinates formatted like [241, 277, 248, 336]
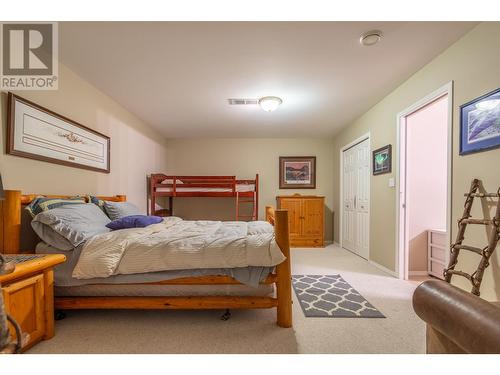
[6, 92, 111, 173]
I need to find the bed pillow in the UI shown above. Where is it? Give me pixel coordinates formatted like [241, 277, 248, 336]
[25, 196, 86, 217]
[106, 215, 163, 230]
[87, 195, 106, 212]
[104, 201, 143, 220]
[31, 203, 111, 251]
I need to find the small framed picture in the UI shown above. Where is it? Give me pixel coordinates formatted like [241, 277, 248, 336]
[460, 88, 500, 155]
[372, 145, 392, 175]
[279, 156, 316, 189]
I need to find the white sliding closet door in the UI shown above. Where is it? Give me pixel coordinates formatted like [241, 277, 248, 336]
[342, 138, 370, 259]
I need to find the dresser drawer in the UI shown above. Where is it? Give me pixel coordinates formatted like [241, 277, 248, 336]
[430, 246, 446, 262]
[429, 231, 447, 247]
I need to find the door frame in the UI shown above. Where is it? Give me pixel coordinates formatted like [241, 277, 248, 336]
[395, 81, 453, 279]
[339, 132, 371, 258]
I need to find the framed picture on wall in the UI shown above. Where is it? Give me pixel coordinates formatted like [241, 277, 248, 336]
[279, 156, 316, 189]
[7, 93, 111, 173]
[459, 87, 500, 155]
[372, 144, 392, 175]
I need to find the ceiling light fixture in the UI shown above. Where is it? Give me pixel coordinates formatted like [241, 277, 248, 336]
[258, 96, 283, 112]
[360, 30, 383, 46]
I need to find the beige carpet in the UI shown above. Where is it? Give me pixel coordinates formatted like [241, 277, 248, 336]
[29, 244, 426, 354]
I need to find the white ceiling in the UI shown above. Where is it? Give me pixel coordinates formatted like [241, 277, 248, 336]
[59, 22, 476, 138]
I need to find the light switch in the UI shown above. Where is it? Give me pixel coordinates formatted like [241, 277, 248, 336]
[388, 177, 395, 187]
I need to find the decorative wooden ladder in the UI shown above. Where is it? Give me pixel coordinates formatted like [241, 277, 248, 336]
[235, 191, 257, 221]
[444, 178, 500, 296]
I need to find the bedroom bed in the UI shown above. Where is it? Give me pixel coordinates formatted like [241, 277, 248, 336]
[0, 190, 292, 327]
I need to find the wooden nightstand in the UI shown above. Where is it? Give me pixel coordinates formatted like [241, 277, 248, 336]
[0, 254, 65, 351]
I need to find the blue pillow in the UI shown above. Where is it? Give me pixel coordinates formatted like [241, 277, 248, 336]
[106, 215, 163, 230]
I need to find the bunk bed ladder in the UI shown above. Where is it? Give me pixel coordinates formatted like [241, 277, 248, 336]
[235, 191, 257, 221]
[444, 178, 500, 296]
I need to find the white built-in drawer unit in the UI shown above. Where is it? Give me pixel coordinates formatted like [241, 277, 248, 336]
[428, 229, 448, 279]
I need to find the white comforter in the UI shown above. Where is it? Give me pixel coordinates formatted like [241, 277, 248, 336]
[72, 217, 285, 279]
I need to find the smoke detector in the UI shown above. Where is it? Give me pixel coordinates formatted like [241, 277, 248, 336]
[360, 30, 383, 46]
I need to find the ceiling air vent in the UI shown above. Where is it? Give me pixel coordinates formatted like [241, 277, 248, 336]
[227, 98, 259, 105]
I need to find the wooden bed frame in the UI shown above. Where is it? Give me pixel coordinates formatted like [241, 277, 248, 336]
[149, 174, 259, 221]
[0, 190, 292, 328]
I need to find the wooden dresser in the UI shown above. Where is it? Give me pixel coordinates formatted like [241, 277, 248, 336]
[276, 195, 324, 248]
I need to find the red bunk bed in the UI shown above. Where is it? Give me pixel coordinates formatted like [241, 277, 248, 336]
[149, 174, 259, 221]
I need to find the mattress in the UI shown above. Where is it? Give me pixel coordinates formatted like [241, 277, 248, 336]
[35, 242, 273, 288]
[55, 283, 274, 297]
[156, 184, 255, 193]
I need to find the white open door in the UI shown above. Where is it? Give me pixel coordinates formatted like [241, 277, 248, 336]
[396, 82, 452, 280]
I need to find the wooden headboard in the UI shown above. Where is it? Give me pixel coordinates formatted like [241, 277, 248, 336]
[0, 190, 126, 254]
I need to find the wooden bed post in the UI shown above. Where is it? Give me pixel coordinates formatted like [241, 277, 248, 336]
[274, 209, 292, 328]
[169, 197, 174, 216]
[265, 206, 275, 226]
[0, 190, 21, 254]
[149, 175, 156, 216]
[116, 195, 127, 202]
[255, 174, 259, 220]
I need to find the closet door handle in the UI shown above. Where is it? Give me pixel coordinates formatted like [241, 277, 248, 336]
[354, 195, 357, 209]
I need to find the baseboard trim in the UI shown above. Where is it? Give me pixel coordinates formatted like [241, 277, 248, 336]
[409, 271, 429, 276]
[333, 241, 341, 247]
[368, 260, 398, 278]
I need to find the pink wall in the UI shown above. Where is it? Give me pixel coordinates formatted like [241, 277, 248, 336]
[406, 95, 448, 272]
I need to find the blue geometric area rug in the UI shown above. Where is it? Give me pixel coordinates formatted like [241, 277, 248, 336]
[292, 274, 385, 318]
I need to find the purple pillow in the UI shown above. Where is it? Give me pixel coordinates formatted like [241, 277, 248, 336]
[106, 215, 163, 230]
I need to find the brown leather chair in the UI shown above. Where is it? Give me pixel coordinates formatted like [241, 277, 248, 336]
[413, 280, 500, 354]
